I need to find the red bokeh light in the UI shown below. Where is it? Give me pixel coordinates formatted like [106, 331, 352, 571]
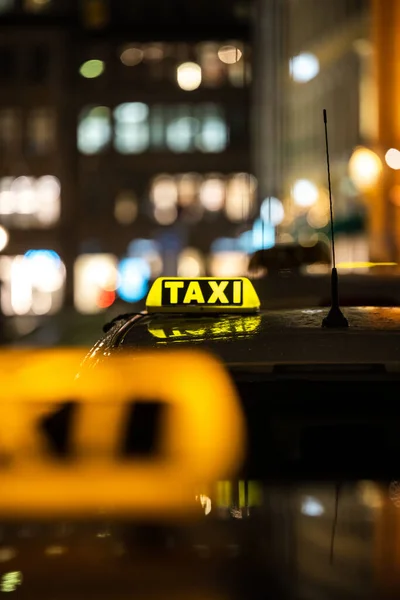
[97, 289, 116, 308]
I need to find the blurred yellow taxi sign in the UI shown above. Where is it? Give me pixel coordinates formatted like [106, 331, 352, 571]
[146, 277, 260, 313]
[0, 348, 245, 519]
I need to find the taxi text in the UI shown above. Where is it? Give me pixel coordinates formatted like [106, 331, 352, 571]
[161, 279, 243, 306]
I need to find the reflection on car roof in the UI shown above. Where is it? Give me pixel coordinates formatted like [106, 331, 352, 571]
[115, 307, 400, 366]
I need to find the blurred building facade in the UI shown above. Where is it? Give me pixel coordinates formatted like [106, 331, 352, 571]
[0, 0, 256, 320]
[285, 0, 372, 268]
[255, 0, 374, 269]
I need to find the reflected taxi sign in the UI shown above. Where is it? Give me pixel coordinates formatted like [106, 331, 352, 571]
[146, 277, 260, 313]
[148, 315, 262, 342]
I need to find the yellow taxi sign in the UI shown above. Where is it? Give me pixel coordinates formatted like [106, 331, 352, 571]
[0, 348, 245, 519]
[146, 277, 260, 313]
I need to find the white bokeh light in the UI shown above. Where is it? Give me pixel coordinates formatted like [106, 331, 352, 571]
[199, 178, 225, 211]
[0, 226, 9, 252]
[290, 52, 320, 83]
[349, 147, 382, 190]
[177, 62, 202, 91]
[385, 148, 400, 170]
[292, 179, 319, 207]
[260, 197, 285, 226]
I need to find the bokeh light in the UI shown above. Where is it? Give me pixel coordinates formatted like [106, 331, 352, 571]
[114, 192, 138, 225]
[260, 197, 284, 226]
[292, 179, 318, 207]
[177, 62, 202, 91]
[218, 45, 242, 64]
[79, 59, 105, 79]
[117, 258, 150, 303]
[199, 177, 225, 211]
[349, 146, 382, 190]
[178, 248, 205, 277]
[385, 148, 400, 170]
[119, 46, 143, 66]
[289, 52, 319, 82]
[74, 254, 118, 314]
[0, 226, 9, 252]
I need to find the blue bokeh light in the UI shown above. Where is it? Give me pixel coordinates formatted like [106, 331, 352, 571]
[238, 221, 275, 253]
[252, 219, 275, 251]
[24, 249, 61, 264]
[210, 237, 239, 253]
[117, 257, 150, 303]
[127, 238, 161, 257]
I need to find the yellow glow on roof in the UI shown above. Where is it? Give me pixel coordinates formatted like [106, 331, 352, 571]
[146, 277, 260, 313]
[337, 262, 397, 269]
[148, 315, 261, 342]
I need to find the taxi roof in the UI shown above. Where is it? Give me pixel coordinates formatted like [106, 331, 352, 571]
[110, 307, 400, 367]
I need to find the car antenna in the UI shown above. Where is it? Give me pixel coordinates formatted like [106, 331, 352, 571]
[321, 109, 348, 328]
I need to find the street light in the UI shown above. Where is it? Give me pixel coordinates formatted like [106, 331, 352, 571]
[349, 146, 382, 191]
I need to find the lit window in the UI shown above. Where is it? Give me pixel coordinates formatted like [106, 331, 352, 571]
[78, 106, 111, 154]
[114, 191, 138, 225]
[74, 254, 118, 314]
[196, 105, 228, 152]
[0, 175, 61, 228]
[114, 102, 149, 154]
[166, 117, 199, 152]
[26, 108, 55, 154]
[0, 250, 65, 316]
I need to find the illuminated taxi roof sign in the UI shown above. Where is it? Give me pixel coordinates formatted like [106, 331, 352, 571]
[146, 277, 260, 314]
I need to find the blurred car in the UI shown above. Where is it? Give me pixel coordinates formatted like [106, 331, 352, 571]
[79, 275, 400, 598]
[248, 241, 331, 276]
[88, 275, 400, 482]
[251, 272, 400, 309]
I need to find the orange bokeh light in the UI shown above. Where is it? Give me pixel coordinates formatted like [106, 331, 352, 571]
[97, 289, 116, 308]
